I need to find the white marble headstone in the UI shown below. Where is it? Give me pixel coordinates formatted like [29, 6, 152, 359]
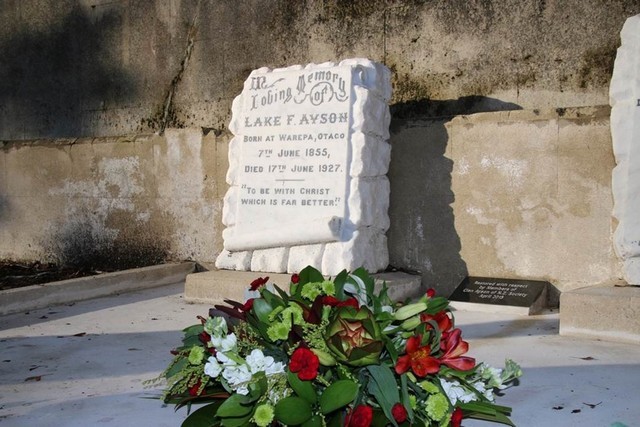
[610, 14, 640, 285]
[216, 59, 392, 275]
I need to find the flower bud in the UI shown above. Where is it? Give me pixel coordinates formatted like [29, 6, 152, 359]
[401, 315, 421, 331]
[394, 302, 428, 321]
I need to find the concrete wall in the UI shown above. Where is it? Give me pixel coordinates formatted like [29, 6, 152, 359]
[1, 1, 639, 139]
[388, 106, 622, 298]
[0, 130, 228, 270]
[1, 107, 621, 297]
[0, 1, 632, 293]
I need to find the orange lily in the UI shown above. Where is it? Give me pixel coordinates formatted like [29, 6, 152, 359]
[395, 335, 440, 377]
[439, 328, 475, 371]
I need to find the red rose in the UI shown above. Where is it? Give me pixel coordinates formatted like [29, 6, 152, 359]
[451, 407, 463, 427]
[426, 288, 436, 298]
[291, 273, 300, 284]
[391, 403, 407, 423]
[289, 347, 319, 380]
[249, 276, 269, 291]
[345, 405, 373, 427]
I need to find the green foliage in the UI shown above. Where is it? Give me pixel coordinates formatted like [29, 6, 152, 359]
[319, 380, 358, 414]
[274, 397, 313, 425]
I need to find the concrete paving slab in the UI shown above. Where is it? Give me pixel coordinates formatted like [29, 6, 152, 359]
[185, 269, 422, 305]
[0, 282, 638, 427]
[560, 285, 640, 344]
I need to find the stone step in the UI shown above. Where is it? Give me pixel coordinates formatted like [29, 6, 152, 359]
[184, 269, 423, 306]
[559, 285, 640, 344]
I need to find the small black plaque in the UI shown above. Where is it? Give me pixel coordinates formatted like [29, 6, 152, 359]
[449, 276, 549, 315]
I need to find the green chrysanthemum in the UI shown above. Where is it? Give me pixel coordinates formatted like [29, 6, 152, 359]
[426, 393, 449, 421]
[267, 322, 290, 341]
[188, 346, 205, 365]
[254, 404, 275, 427]
[320, 280, 335, 296]
[301, 282, 324, 301]
[282, 304, 304, 325]
[409, 395, 417, 410]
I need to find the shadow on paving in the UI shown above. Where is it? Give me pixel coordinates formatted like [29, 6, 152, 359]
[0, 283, 186, 331]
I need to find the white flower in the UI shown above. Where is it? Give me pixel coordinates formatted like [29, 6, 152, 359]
[205, 317, 228, 336]
[245, 349, 285, 376]
[472, 380, 495, 402]
[245, 349, 269, 374]
[211, 332, 237, 353]
[204, 356, 223, 378]
[440, 378, 476, 404]
[215, 351, 237, 367]
[223, 364, 252, 395]
[479, 363, 505, 389]
[265, 360, 285, 376]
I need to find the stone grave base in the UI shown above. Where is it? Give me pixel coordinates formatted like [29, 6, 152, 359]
[560, 284, 640, 344]
[184, 268, 422, 306]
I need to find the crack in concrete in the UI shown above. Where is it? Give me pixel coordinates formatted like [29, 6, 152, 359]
[159, 1, 201, 136]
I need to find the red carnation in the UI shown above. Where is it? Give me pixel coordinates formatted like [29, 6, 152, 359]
[289, 347, 319, 380]
[345, 405, 373, 427]
[241, 298, 254, 312]
[291, 273, 300, 284]
[391, 403, 408, 423]
[249, 276, 269, 291]
[188, 380, 201, 396]
[451, 407, 463, 427]
[321, 295, 359, 309]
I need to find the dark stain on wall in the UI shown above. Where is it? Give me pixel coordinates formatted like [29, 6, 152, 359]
[0, 6, 136, 138]
[391, 95, 522, 119]
[48, 214, 170, 272]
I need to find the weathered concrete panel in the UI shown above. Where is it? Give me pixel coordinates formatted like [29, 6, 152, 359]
[0, 130, 227, 270]
[388, 107, 621, 298]
[2, 1, 639, 139]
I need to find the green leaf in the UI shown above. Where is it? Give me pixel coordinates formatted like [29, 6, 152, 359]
[400, 374, 414, 421]
[298, 266, 325, 287]
[215, 394, 253, 418]
[287, 369, 317, 404]
[273, 284, 290, 301]
[248, 372, 268, 401]
[424, 297, 449, 314]
[166, 357, 188, 379]
[319, 380, 358, 414]
[331, 269, 347, 300]
[464, 410, 516, 427]
[181, 401, 222, 427]
[366, 365, 400, 426]
[274, 396, 313, 425]
[302, 415, 324, 427]
[183, 324, 204, 336]
[252, 298, 274, 324]
[220, 413, 253, 427]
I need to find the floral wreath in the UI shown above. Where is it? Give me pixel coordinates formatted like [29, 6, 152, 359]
[152, 266, 521, 426]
